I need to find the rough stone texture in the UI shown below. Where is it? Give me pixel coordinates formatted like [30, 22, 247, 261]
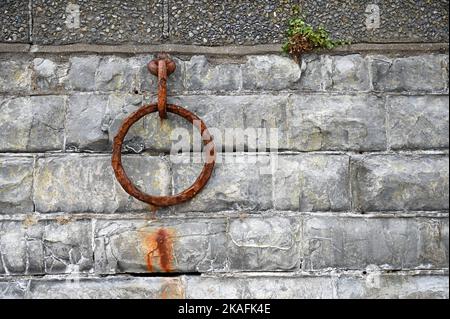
[0, 157, 34, 214]
[301, 216, 449, 271]
[337, 273, 449, 299]
[0, 0, 29, 42]
[287, 94, 386, 151]
[227, 217, 301, 271]
[387, 96, 449, 150]
[32, 0, 163, 45]
[0, 59, 31, 93]
[34, 155, 171, 213]
[94, 219, 227, 274]
[0, 45, 449, 299]
[273, 155, 350, 211]
[351, 155, 449, 212]
[242, 55, 301, 90]
[65, 93, 110, 151]
[371, 55, 449, 93]
[185, 56, 241, 92]
[27, 277, 184, 299]
[0, 219, 93, 274]
[169, 0, 295, 45]
[0, 96, 66, 152]
[172, 154, 272, 213]
[299, 0, 449, 43]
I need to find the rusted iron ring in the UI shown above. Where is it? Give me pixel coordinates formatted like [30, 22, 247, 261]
[112, 103, 216, 207]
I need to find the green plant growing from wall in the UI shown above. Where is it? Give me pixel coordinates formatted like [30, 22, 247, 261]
[283, 6, 347, 60]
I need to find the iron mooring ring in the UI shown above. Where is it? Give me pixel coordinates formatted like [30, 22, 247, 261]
[112, 104, 216, 207]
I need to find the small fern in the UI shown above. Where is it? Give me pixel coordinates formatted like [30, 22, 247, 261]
[283, 6, 348, 59]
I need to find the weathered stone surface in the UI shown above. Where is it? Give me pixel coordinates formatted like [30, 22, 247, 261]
[0, 0, 30, 42]
[169, 95, 288, 152]
[371, 55, 448, 93]
[299, 0, 449, 43]
[242, 55, 301, 91]
[0, 59, 31, 93]
[0, 280, 28, 299]
[337, 273, 449, 299]
[65, 93, 109, 151]
[228, 217, 300, 271]
[94, 219, 227, 274]
[65, 56, 100, 91]
[172, 154, 272, 213]
[32, 57, 69, 92]
[185, 56, 241, 92]
[186, 275, 336, 299]
[273, 155, 350, 211]
[351, 155, 449, 212]
[96, 56, 135, 92]
[0, 219, 93, 274]
[28, 277, 184, 299]
[0, 96, 66, 152]
[301, 216, 449, 270]
[169, 0, 295, 45]
[298, 54, 333, 91]
[0, 157, 34, 214]
[32, 0, 163, 45]
[387, 96, 449, 150]
[34, 155, 171, 213]
[287, 94, 386, 151]
[330, 55, 371, 91]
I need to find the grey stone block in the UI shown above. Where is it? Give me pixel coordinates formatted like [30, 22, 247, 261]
[287, 94, 386, 151]
[96, 56, 135, 92]
[242, 55, 301, 91]
[32, 0, 163, 45]
[301, 216, 449, 270]
[169, 0, 295, 45]
[371, 55, 448, 93]
[169, 95, 288, 152]
[330, 55, 371, 91]
[94, 219, 227, 274]
[298, 55, 332, 91]
[65, 93, 109, 151]
[28, 277, 184, 299]
[0, 0, 30, 42]
[351, 155, 449, 212]
[337, 273, 449, 299]
[32, 57, 69, 92]
[0, 59, 31, 93]
[186, 275, 336, 299]
[34, 155, 171, 213]
[171, 153, 272, 213]
[0, 157, 34, 214]
[387, 95, 449, 150]
[0, 96, 66, 152]
[185, 56, 241, 92]
[273, 155, 350, 211]
[0, 219, 93, 274]
[0, 280, 28, 299]
[227, 217, 301, 271]
[65, 56, 100, 91]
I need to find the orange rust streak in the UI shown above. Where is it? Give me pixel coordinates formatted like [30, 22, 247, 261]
[142, 228, 174, 273]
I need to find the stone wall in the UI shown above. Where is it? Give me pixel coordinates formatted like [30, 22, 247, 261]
[0, 0, 449, 299]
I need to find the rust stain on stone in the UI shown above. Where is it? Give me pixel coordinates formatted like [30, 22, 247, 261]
[142, 228, 175, 272]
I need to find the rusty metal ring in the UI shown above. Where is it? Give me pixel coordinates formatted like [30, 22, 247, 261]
[112, 103, 216, 207]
